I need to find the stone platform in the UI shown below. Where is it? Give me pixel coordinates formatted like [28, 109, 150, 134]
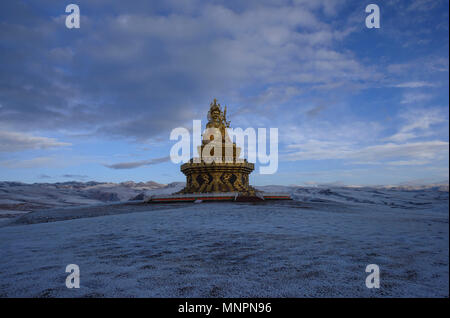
[146, 192, 291, 203]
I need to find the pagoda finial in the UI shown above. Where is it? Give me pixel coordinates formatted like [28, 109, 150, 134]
[210, 98, 220, 110]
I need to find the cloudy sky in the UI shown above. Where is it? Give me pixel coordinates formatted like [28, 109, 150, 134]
[0, 0, 448, 186]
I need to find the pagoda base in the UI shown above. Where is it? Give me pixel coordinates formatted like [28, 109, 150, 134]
[179, 161, 256, 194]
[146, 192, 291, 203]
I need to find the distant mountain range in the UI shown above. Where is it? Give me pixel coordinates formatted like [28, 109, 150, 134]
[0, 180, 447, 217]
[381, 183, 449, 192]
[0, 180, 181, 215]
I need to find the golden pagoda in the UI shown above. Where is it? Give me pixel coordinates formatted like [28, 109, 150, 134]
[179, 99, 256, 195]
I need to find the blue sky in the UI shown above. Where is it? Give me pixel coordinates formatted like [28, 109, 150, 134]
[0, 0, 448, 186]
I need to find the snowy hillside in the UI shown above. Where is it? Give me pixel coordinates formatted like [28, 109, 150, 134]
[0, 180, 447, 217]
[0, 182, 448, 297]
[0, 181, 175, 217]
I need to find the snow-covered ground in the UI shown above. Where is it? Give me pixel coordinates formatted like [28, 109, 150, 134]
[0, 185, 448, 297]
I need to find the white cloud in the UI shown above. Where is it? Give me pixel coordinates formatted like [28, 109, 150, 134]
[103, 156, 170, 169]
[386, 107, 448, 142]
[387, 57, 449, 75]
[401, 92, 432, 104]
[394, 81, 435, 88]
[0, 157, 56, 168]
[0, 131, 71, 152]
[407, 0, 440, 11]
[283, 140, 449, 163]
[0, 155, 102, 169]
[387, 160, 430, 166]
[96, 4, 371, 93]
[281, 107, 448, 165]
[354, 141, 448, 161]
